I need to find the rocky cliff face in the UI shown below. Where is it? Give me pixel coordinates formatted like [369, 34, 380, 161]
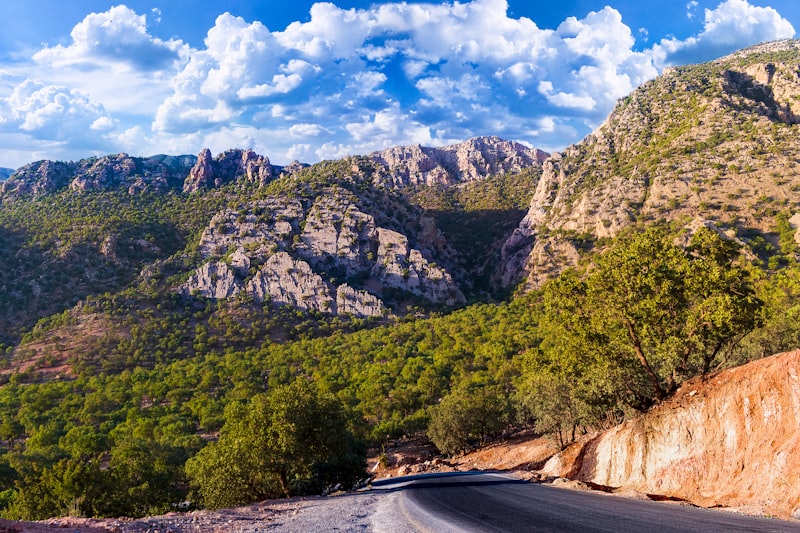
[1, 136, 543, 201]
[182, 148, 274, 192]
[368, 136, 547, 187]
[541, 350, 800, 519]
[179, 190, 464, 317]
[1, 153, 197, 198]
[498, 40, 800, 291]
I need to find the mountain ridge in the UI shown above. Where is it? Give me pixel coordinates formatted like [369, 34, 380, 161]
[499, 38, 800, 291]
[0, 136, 546, 201]
[0, 135, 545, 341]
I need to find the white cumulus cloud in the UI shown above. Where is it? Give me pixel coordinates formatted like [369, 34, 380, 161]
[0, 80, 110, 139]
[33, 5, 186, 72]
[0, 0, 796, 169]
[652, 0, 795, 68]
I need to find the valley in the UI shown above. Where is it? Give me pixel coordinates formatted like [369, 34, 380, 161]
[0, 39, 800, 527]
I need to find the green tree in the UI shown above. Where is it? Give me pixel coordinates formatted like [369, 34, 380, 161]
[539, 227, 761, 406]
[186, 379, 365, 509]
[426, 383, 512, 455]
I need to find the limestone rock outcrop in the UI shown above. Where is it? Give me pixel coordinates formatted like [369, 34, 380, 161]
[246, 252, 335, 312]
[542, 350, 800, 519]
[372, 228, 463, 306]
[335, 284, 385, 317]
[294, 194, 377, 278]
[368, 136, 547, 187]
[180, 261, 240, 299]
[179, 189, 463, 316]
[197, 198, 303, 259]
[183, 148, 274, 192]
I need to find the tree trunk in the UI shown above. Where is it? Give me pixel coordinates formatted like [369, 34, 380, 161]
[279, 470, 290, 498]
[625, 318, 666, 400]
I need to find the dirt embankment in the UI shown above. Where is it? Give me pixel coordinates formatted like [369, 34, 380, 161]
[543, 350, 800, 519]
[368, 430, 559, 479]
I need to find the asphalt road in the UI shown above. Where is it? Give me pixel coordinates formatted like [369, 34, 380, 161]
[372, 472, 800, 532]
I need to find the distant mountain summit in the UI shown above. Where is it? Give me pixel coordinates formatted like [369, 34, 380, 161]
[0, 136, 543, 201]
[367, 136, 548, 187]
[497, 39, 800, 291]
[0, 153, 197, 197]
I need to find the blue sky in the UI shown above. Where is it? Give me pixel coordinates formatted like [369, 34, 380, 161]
[0, 0, 796, 169]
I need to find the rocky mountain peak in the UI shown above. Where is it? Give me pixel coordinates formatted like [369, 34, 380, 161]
[368, 136, 548, 187]
[0, 153, 198, 199]
[183, 148, 274, 193]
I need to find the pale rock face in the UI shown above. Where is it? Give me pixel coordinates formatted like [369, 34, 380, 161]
[336, 284, 386, 317]
[180, 190, 464, 314]
[788, 213, 800, 245]
[228, 247, 251, 277]
[295, 194, 377, 277]
[542, 350, 800, 519]
[179, 261, 240, 299]
[493, 154, 565, 290]
[246, 252, 334, 312]
[183, 148, 274, 192]
[184, 149, 214, 192]
[368, 136, 548, 188]
[197, 199, 304, 259]
[372, 228, 465, 306]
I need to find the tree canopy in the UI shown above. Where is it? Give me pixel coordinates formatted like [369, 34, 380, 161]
[185, 379, 366, 509]
[539, 226, 762, 410]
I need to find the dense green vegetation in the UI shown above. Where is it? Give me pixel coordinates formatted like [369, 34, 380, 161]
[186, 380, 365, 508]
[0, 189, 229, 345]
[408, 168, 541, 295]
[0, 216, 796, 519]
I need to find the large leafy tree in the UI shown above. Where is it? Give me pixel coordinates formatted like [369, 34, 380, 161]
[426, 382, 512, 455]
[540, 227, 762, 407]
[186, 379, 365, 509]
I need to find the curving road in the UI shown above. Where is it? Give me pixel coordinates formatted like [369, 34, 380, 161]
[371, 472, 800, 532]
